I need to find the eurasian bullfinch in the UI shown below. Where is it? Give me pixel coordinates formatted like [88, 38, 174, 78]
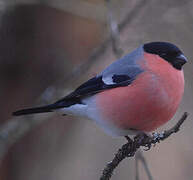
[13, 42, 187, 136]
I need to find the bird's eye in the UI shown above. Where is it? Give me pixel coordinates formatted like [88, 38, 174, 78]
[161, 51, 179, 57]
[160, 53, 167, 56]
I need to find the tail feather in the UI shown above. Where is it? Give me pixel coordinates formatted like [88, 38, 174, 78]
[13, 104, 57, 116]
[12, 97, 81, 116]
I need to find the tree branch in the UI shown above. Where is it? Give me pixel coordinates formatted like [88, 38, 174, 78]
[105, 0, 123, 58]
[100, 112, 189, 180]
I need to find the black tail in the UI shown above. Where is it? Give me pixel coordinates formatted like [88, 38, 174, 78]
[12, 104, 58, 116]
[13, 97, 80, 116]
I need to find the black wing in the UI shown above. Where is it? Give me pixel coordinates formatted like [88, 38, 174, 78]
[55, 74, 134, 105]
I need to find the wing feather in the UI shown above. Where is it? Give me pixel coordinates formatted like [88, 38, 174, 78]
[56, 75, 136, 105]
[56, 47, 144, 106]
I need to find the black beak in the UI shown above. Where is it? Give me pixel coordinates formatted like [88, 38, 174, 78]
[172, 54, 187, 70]
[176, 54, 188, 66]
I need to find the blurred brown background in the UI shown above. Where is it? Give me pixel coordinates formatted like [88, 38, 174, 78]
[0, 0, 192, 179]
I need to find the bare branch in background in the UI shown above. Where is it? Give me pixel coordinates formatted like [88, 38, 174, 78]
[63, 0, 148, 83]
[105, 0, 123, 58]
[100, 112, 188, 180]
[118, 0, 148, 31]
[0, 115, 52, 161]
[0, 88, 58, 162]
[135, 150, 153, 180]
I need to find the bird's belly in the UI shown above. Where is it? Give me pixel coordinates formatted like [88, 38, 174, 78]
[93, 72, 184, 135]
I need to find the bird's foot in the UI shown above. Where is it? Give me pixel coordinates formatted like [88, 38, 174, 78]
[124, 131, 166, 151]
[134, 133, 152, 151]
[134, 131, 165, 151]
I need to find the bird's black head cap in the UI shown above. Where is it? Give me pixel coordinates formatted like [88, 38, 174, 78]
[143, 42, 187, 70]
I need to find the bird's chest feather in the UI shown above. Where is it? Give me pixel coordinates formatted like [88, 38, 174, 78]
[95, 54, 184, 132]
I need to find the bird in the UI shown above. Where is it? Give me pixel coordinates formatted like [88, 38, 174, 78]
[13, 42, 187, 136]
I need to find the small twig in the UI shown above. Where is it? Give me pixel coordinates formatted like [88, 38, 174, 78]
[135, 150, 153, 180]
[100, 112, 189, 180]
[135, 152, 139, 180]
[105, 0, 123, 58]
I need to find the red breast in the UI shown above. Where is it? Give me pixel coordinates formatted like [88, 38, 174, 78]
[95, 52, 184, 132]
